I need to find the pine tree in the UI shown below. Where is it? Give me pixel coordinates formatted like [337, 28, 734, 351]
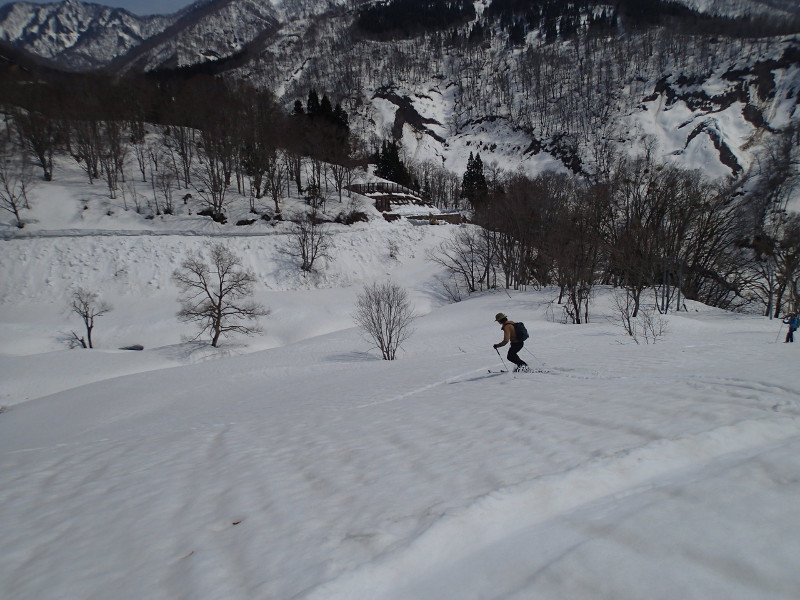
[474, 153, 488, 198]
[320, 94, 333, 119]
[333, 103, 349, 129]
[375, 140, 412, 187]
[461, 152, 488, 207]
[461, 152, 476, 200]
[307, 90, 321, 117]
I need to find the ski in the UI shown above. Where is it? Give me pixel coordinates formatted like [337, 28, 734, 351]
[487, 368, 551, 374]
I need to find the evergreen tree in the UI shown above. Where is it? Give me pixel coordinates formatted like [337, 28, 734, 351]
[474, 153, 488, 197]
[375, 140, 412, 187]
[307, 90, 321, 117]
[461, 152, 488, 207]
[356, 0, 477, 37]
[508, 20, 526, 46]
[461, 152, 475, 198]
[544, 18, 558, 43]
[320, 94, 333, 119]
[333, 103, 349, 129]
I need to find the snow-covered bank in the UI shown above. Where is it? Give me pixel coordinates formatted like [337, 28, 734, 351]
[1, 285, 799, 599]
[0, 221, 450, 359]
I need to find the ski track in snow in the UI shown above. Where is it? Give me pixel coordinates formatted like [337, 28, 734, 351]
[2, 182, 800, 598]
[304, 418, 800, 600]
[2, 321, 799, 600]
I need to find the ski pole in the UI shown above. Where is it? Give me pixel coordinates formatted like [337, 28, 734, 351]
[495, 347, 508, 371]
[775, 324, 784, 343]
[524, 347, 542, 365]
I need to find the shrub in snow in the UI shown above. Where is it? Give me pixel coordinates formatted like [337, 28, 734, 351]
[282, 214, 333, 272]
[611, 290, 668, 344]
[353, 281, 416, 360]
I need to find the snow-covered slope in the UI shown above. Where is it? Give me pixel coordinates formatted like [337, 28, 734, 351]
[632, 38, 800, 179]
[244, 16, 800, 180]
[676, 0, 800, 18]
[1, 170, 799, 598]
[106, 0, 284, 73]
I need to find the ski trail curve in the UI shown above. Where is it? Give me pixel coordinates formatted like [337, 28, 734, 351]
[353, 367, 492, 409]
[302, 415, 800, 600]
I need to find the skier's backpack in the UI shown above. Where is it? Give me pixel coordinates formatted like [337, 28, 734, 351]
[514, 321, 529, 341]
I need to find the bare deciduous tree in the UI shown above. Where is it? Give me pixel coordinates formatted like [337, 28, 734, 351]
[0, 143, 34, 228]
[98, 120, 127, 199]
[164, 125, 195, 188]
[283, 214, 333, 272]
[153, 169, 175, 215]
[284, 149, 303, 194]
[426, 226, 495, 295]
[13, 107, 58, 181]
[72, 118, 101, 184]
[263, 148, 287, 217]
[128, 116, 149, 182]
[549, 183, 602, 324]
[70, 288, 112, 349]
[353, 281, 416, 360]
[193, 128, 234, 222]
[173, 244, 268, 347]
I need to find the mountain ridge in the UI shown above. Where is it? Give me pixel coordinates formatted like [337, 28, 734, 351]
[0, 0, 180, 69]
[1, 0, 799, 182]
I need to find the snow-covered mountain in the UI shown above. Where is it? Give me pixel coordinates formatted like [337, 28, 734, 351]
[676, 0, 800, 18]
[2, 0, 800, 181]
[1, 0, 795, 73]
[0, 0, 178, 70]
[0, 0, 345, 72]
[223, 2, 800, 180]
[105, 0, 285, 73]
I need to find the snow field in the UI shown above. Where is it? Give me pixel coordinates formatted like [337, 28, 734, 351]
[1, 154, 799, 599]
[1, 283, 799, 599]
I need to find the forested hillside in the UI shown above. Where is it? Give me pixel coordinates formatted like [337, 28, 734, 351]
[2, 0, 800, 319]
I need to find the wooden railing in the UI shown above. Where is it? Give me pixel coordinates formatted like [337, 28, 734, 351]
[347, 182, 419, 196]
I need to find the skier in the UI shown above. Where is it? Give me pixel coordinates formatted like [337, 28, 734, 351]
[783, 312, 799, 343]
[493, 312, 529, 372]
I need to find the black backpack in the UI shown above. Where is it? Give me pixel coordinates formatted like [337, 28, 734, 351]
[514, 321, 529, 341]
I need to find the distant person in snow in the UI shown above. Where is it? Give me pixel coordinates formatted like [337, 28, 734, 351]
[493, 312, 529, 372]
[783, 312, 799, 343]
